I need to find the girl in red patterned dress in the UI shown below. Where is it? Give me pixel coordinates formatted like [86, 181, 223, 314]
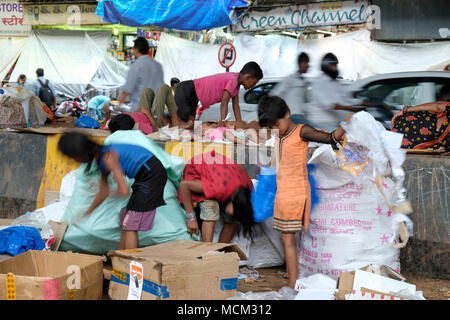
[178, 151, 255, 242]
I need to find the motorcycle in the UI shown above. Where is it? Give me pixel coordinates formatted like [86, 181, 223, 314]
[55, 88, 96, 117]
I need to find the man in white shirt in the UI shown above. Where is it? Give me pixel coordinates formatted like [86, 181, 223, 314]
[270, 52, 312, 125]
[118, 37, 164, 112]
[308, 53, 365, 130]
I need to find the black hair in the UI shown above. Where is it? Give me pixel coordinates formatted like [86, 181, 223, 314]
[133, 37, 150, 55]
[258, 95, 290, 127]
[297, 52, 309, 65]
[170, 77, 180, 87]
[58, 132, 101, 173]
[240, 61, 263, 80]
[17, 74, 26, 82]
[230, 187, 256, 240]
[109, 113, 135, 133]
[36, 68, 44, 77]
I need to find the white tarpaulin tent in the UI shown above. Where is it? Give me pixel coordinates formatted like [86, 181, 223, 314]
[156, 30, 450, 82]
[6, 29, 128, 98]
[0, 36, 28, 82]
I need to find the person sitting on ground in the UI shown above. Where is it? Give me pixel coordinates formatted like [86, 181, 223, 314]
[258, 95, 348, 288]
[88, 95, 111, 120]
[32, 68, 57, 111]
[15, 74, 28, 89]
[136, 82, 181, 130]
[58, 132, 168, 250]
[178, 151, 256, 243]
[391, 85, 450, 151]
[173, 62, 264, 129]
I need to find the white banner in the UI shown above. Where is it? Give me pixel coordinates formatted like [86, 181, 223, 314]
[232, 1, 371, 32]
[0, 1, 31, 36]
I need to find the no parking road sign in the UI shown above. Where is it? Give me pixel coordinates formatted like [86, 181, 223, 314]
[218, 42, 236, 71]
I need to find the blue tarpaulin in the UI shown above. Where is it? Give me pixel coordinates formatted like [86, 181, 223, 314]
[96, 0, 248, 31]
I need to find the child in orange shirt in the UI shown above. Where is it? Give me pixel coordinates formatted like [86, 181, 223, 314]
[258, 95, 348, 288]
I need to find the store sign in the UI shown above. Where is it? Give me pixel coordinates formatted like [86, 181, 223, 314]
[231, 1, 372, 32]
[0, 1, 31, 36]
[22, 3, 106, 26]
[137, 29, 160, 40]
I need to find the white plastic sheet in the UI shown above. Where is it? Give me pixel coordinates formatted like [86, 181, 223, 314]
[0, 36, 27, 81]
[8, 29, 127, 98]
[354, 40, 450, 79]
[156, 29, 450, 83]
[155, 33, 224, 84]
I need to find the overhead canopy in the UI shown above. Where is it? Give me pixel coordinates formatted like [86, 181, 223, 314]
[96, 0, 248, 31]
[8, 29, 128, 98]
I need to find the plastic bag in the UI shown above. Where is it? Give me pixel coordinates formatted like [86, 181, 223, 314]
[0, 226, 45, 256]
[75, 115, 100, 129]
[55, 101, 73, 116]
[339, 111, 409, 212]
[12, 211, 55, 250]
[307, 164, 319, 211]
[336, 139, 369, 177]
[251, 166, 277, 223]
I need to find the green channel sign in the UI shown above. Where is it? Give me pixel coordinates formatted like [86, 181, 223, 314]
[232, 1, 373, 32]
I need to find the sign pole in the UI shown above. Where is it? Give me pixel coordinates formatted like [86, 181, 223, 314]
[218, 42, 236, 72]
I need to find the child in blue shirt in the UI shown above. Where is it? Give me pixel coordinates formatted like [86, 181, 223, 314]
[58, 132, 167, 249]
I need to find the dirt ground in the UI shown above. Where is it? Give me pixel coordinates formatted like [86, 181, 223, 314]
[102, 264, 450, 300]
[235, 267, 450, 300]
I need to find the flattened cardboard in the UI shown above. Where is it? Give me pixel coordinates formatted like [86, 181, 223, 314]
[108, 240, 247, 262]
[11, 127, 110, 136]
[108, 240, 246, 300]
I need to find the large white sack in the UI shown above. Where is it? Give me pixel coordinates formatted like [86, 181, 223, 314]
[298, 145, 401, 279]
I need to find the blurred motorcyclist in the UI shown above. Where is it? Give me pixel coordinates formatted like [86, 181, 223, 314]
[270, 52, 312, 125]
[307, 52, 365, 131]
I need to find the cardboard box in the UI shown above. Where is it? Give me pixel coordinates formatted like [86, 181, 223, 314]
[335, 265, 414, 300]
[108, 240, 247, 300]
[0, 250, 105, 300]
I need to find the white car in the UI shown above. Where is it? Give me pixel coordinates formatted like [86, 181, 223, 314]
[200, 71, 450, 128]
[200, 77, 280, 122]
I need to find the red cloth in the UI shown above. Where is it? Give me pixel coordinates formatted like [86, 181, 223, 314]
[124, 112, 153, 135]
[178, 151, 253, 203]
[100, 112, 153, 135]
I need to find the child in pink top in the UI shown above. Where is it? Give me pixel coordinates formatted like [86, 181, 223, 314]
[173, 61, 263, 129]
